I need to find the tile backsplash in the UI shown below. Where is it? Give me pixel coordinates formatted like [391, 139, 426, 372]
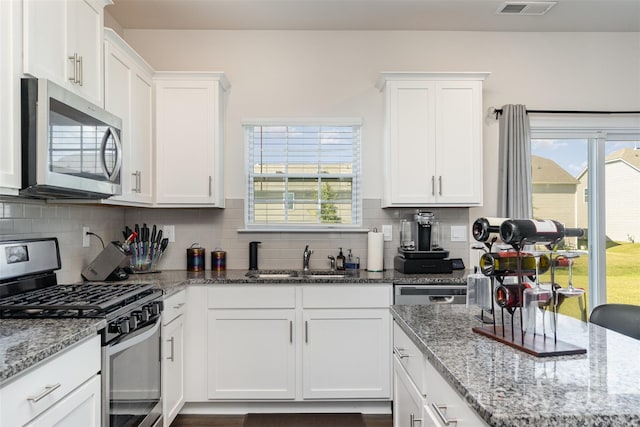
[1, 197, 471, 282]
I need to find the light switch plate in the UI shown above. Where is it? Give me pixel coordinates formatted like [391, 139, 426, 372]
[382, 224, 393, 241]
[450, 225, 467, 242]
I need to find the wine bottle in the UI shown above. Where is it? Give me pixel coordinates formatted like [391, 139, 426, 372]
[499, 219, 582, 245]
[472, 217, 510, 242]
[479, 252, 550, 276]
[495, 283, 527, 309]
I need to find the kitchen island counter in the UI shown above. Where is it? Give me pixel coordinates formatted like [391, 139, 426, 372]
[0, 318, 105, 384]
[391, 304, 640, 426]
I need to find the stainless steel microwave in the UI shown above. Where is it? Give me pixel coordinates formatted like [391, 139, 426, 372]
[21, 78, 123, 199]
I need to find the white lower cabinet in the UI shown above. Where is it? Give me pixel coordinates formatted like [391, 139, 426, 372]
[207, 309, 296, 399]
[162, 290, 186, 426]
[0, 335, 101, 426]
[205, 284, 392, 402]
[393, 322, 487, 427]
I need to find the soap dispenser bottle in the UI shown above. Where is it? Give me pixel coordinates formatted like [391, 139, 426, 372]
[336, 247, 346, 271]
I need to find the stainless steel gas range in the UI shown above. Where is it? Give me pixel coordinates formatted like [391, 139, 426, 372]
[0, 237, 164, 427]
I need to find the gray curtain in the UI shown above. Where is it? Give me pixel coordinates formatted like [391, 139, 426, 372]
[497, 104, 532, 218]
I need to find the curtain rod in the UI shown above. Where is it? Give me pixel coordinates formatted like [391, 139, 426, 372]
[492, 108, 640, 120]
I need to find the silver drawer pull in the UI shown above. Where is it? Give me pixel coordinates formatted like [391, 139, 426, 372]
[393, 346, 410, 359]
[173, 303, 185, 309]
[27, 383, 61, 403]
[432, 403, 457, 426]
[410, 413, 422, 426]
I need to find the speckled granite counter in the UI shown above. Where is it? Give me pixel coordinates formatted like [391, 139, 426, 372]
[391, 304, 640, 427]
[116, 268, 468, 295]
[0, 318, 105, 385]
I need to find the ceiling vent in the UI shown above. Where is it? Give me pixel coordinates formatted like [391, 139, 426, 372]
[496, 1, 557, 15]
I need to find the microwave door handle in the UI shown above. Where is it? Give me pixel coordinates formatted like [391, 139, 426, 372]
[101, 127, 123, 182]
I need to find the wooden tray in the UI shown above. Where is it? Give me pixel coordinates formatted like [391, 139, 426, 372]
[472, 325, 587, 357]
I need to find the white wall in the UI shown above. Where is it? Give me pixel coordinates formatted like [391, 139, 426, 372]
[122, 30, 640, 217]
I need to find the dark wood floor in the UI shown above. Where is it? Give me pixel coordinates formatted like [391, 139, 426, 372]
[170, 414, 392, 427]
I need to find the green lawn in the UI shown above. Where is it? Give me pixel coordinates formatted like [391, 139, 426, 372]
[538, 243, 640, 320]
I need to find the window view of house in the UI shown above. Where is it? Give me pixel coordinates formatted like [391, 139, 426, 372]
[245, 124, 361, 227]
[532, 138, 640, 319]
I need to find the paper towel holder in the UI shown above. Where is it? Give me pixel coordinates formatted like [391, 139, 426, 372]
[367, 227, 384, 272]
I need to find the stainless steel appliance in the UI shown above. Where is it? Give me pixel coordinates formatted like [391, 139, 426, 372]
[394, 284, 467, 305]
[0, 238, 163, 427]
[21, 78, 123, 199]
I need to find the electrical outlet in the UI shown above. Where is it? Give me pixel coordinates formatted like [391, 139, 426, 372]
[450, 225, 467, 242]
[382, 224, 393, 241]
[82, 227, 91, 247]
[164, 225, 175, 242]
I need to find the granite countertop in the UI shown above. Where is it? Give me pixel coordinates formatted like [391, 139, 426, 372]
[391, 304, 640, 427]
[0, 269, 467, 386]
[116, 268, 469, 294]
[0, 318, 105, 385]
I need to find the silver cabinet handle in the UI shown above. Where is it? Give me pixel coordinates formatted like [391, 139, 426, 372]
[68, 53, 78, 83]
[136, 171, 142, 193]
[410, 413, 422, 426]
[439, 176, 442, 195]
[208, 176, 212, 197]
[167, 336, 175, 361]
[27, 383, 61, 403]
[173, 303, 185, 309]
[131, 172, 139, 192]
[305, 320, 308, 343]
[431, 176, 435, 196]
[289, 320, 293, 343]
[432, 403, 457, 426]
[78, 54, 83, 86]
[393, 346, 410, 359]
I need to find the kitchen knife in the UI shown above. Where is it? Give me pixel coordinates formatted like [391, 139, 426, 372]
[134, 224, 140, 243]
[150, 225, 157, 245]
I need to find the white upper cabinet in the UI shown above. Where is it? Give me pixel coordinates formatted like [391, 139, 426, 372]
[154, 72, 229, 207]
[23, 0, 109, 106]
[0, 0, 21, 195]
[378, 72, 489, 207]
[104, 29, 154, 205]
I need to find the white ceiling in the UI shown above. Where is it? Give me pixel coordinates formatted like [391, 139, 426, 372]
[106, 0, 640, 32]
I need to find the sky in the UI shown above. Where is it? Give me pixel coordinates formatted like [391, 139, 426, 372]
[531, 139, 640, 178]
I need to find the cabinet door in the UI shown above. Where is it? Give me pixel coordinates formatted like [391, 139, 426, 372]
[0, 0, 21, 194]
[104, 30, 154, 205]
[393, 357, 424, 427]
[154, 77, 223, 206]
[25, 375, 101, 427]
[302, 308, 391, 399]
[23, 0, 66, 84]
[67, 0, 104, 105]
[162, 314, 185, 426]
[385, 81, 437, 206]
[434, 81, 483, 205]
[207, 309, 296, 399]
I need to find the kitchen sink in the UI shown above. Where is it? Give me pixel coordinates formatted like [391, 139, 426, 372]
[245, 270, 349, 279]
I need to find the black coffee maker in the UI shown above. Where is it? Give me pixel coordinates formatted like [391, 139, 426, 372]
[414, 210, 435, 252]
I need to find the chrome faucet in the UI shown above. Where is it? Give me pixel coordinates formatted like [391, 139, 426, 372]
[327, 255, 336, 272]
[303, 245, 313, 271]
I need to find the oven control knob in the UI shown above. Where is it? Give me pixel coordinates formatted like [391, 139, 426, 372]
[129, 314, 138, 330]
[118, 318, 130, 334]
[135, 308, 150, 323]
[149, 301, 163, 316]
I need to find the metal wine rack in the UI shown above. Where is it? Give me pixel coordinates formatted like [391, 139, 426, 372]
[470, 218, 587, 357]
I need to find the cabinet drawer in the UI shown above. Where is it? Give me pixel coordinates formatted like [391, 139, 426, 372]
[0, 335, 100, 426]
[208, 286, 296, 309]
[302, 285, 391, 308]
[423, 358, 487, 426]
[163, 289, 186, 325]
[393, 322, 427, 396]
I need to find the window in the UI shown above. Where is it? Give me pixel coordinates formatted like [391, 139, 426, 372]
[245, 120, 362, 229]
[530, 115, 640, 318]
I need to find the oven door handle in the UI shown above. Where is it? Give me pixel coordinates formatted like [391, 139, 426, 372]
[107, 317, 161, 356]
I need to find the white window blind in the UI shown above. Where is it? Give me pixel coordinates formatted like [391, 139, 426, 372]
[245, 121, 362, 229]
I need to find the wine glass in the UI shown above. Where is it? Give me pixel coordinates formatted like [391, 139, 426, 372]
[556, 253, 585, 297]
[523, 253, 553, 337]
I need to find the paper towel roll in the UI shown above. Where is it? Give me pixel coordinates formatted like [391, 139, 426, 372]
[367, 230, 384, 272]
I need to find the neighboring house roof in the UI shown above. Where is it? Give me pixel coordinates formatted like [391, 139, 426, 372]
[605, 147, 640, 171]
[532, 155, 579, 184]
[576, 147, 640, 179]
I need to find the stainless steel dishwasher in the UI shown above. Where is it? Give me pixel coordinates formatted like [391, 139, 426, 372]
[394, 283, 467, 305]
